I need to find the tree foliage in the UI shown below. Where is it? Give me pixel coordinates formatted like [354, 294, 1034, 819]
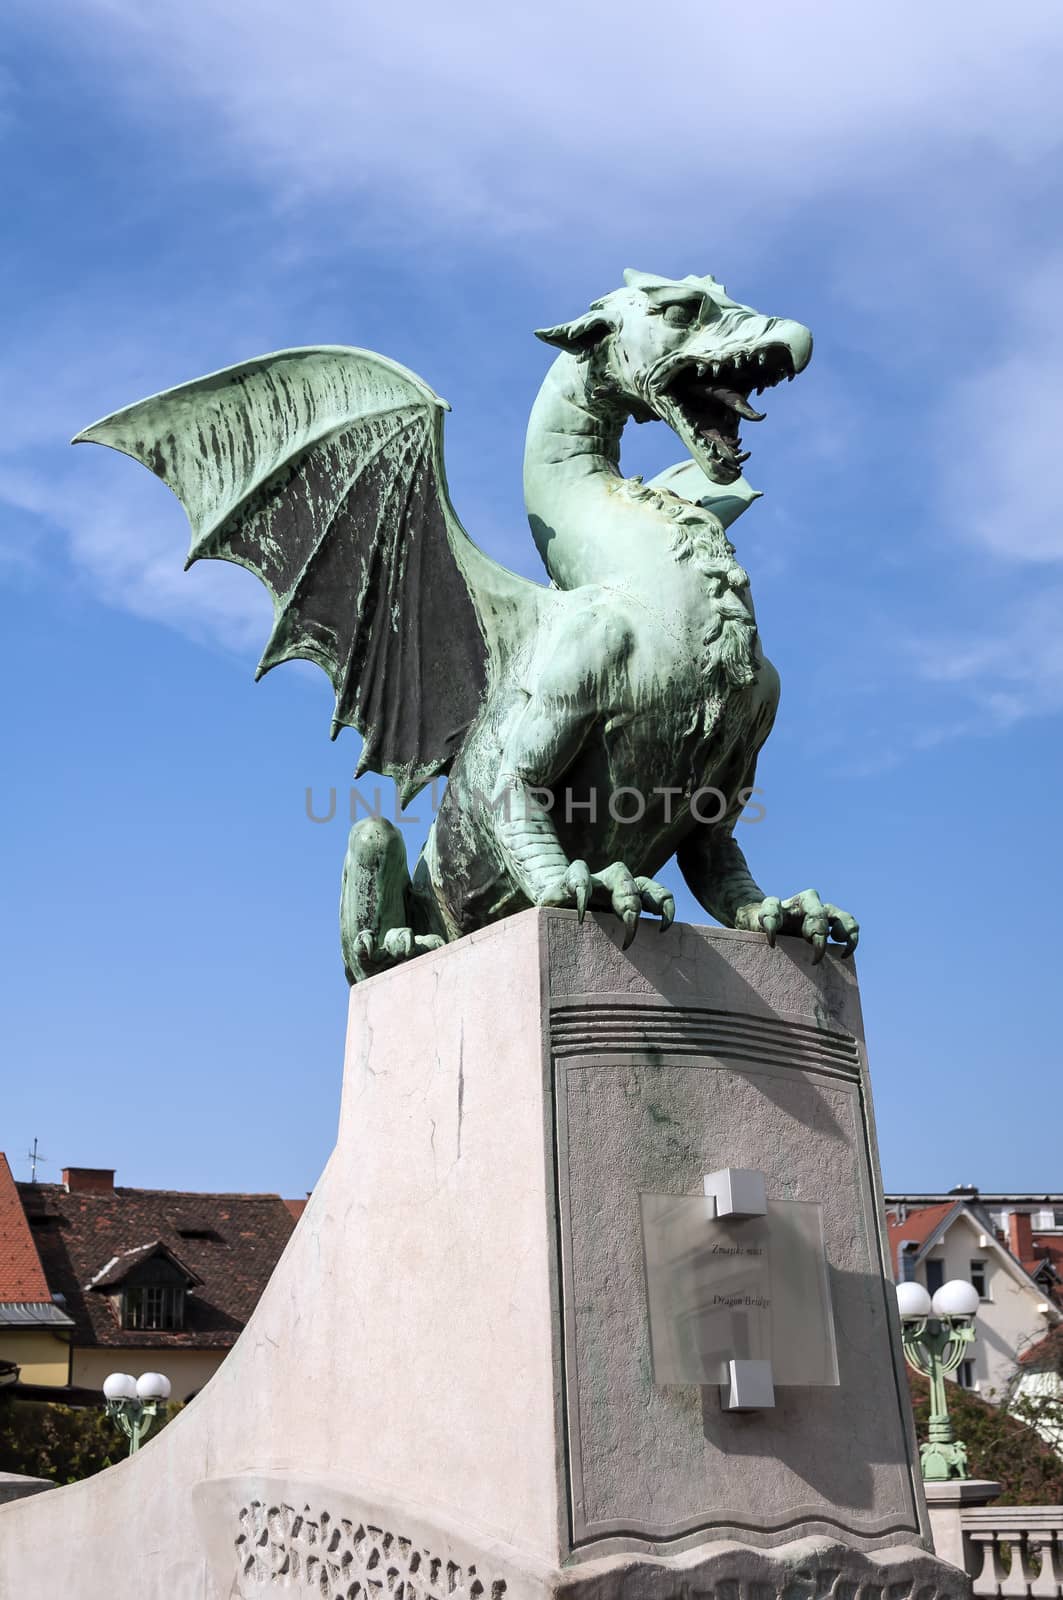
[907, 1371, 1063, 1505]
[0, 1394, 179, 1485]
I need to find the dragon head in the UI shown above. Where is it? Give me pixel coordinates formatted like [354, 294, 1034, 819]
[536, 269, 812, 488]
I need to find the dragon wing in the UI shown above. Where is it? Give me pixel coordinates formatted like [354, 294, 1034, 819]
[75, 346, 540, 803]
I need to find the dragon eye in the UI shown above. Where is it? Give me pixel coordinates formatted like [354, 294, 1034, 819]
[662, 302, 697, 328]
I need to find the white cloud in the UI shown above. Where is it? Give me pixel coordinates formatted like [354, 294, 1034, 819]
[934, 262, 1063, 565]
[10, 0, 1063, 232]
[3, 0, 1063, 749]
[0, 287, 286, 649]
[911, 585, 1063, 729]
[1, 460, 272, 648]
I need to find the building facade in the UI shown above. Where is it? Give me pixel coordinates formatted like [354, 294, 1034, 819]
[885, 1189, 1062, 1399]
[6, 1164, 304, 1400]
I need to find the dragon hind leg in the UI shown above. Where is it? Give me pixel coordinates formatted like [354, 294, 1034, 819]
[340, 818, 446, 984]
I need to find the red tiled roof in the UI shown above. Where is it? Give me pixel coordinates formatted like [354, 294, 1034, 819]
[86, 1239, 202, 1290]
[885, 1202, 957, 1273]
[1032, 1236, 1063, 1271]
[0, 1153, 52, 1303]
[1026, 1235, 1063, 1303]
[17, 1180, 296, 1350]
[1020, 1323, 1063, 1367]
[284, 1198, 308, 1222]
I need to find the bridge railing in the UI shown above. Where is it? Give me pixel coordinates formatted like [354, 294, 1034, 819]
[960, 1507, 1063, 1598]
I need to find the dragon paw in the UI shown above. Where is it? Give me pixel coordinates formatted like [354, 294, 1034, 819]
[348, 926, 446, 977]
[538, 860, 675, 949]
[735, 889, 859, 964]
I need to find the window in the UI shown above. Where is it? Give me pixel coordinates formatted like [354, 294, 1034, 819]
[970, 1260, 989, 1299]
[957, 1360, 976, 1389]
[925, 1259, 945, 1295]
[1054, 1210, 1063, 1228]
[122, 1283, 185, 1331]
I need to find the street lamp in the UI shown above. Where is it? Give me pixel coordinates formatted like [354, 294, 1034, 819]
[896, 1278, 981, 1481]
[102, 1371, 172, 1455]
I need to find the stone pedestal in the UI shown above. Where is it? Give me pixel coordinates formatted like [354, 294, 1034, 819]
[924, 1480, 1002, 1572]
[0, 911, 968, 1599]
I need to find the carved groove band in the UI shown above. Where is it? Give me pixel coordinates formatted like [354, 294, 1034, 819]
[550, 1002, 861, 1079]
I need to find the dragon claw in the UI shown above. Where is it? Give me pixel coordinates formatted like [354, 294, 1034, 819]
[739, 890, 858, 964]
[542, 863, 675, 944]
[343, 926, 445, 983]
[567, 861, 592, 923]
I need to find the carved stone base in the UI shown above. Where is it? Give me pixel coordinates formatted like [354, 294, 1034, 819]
[195, 1475, 968, 1600]
[0, 913, 966, 1597]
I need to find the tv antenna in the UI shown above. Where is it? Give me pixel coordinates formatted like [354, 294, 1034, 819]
[25, 1138, 48, 1183]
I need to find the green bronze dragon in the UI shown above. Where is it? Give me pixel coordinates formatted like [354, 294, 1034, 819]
[76, 269, 858, 981]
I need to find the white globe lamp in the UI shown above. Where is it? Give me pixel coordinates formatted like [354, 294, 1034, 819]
[102, 1372, 138, 1401]
[136, 1371, 172, 1402]
[103, 1367, 172, 1455]
[895, 1281, 933, 1320]
[932, 1279, 981, 1319]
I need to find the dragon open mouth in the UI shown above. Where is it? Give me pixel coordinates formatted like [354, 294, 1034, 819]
[656, 342, 797, 485]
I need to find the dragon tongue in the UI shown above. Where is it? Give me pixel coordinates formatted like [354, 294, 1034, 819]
[705, 385, 766, 422]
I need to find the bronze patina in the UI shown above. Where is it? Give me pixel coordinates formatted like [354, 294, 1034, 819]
[76, 270, 858, 981]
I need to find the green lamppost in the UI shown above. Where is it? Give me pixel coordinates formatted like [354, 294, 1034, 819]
[895, 1279, 981, 1481]
[102, 1371, 172, 1455]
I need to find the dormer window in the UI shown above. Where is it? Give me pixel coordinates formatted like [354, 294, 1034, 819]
[123, 1281, 185, 1331]
[86, 1239, 200, 1333]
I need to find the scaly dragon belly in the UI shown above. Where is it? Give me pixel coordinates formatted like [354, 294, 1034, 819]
[427, 655, 778, 935]
[550, 680, 767, 872]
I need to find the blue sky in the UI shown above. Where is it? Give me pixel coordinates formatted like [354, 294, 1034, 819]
[2, 1, 1062, 1197]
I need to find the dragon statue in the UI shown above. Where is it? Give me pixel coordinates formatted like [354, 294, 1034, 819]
[76, 269, 858, 982]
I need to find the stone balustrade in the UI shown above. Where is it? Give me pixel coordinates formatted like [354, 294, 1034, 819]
[961, 1507, 1063, 1598]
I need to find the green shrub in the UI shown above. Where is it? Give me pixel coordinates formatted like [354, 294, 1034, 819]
[906, 1371, 1063, 1505]
[0, 1395, 178, 1485]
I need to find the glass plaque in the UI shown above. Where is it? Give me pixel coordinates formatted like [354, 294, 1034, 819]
[640, 1194, 839, 1387]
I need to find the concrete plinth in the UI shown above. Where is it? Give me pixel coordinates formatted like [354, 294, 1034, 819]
[0, 911, 967, 1598]
[924, 1480, 1002, 1571]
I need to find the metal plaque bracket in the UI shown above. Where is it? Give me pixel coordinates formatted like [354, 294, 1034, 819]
[703, 1166, 767, 1219]
[704, 1168, 772, 1409]
[722, 1358, 776, 1412]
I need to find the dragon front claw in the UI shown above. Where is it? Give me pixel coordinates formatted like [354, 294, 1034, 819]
[347, 926, 445, 981]
[539, 860, 676, 947]
[735, 889, 859, 964]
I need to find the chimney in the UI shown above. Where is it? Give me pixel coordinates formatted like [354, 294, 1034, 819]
[1008, 1211, 1034, 1261]
[63, 1167, 115, 1195]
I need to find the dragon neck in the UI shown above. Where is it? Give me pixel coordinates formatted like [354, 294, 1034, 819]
[522, 353, 734, 591]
